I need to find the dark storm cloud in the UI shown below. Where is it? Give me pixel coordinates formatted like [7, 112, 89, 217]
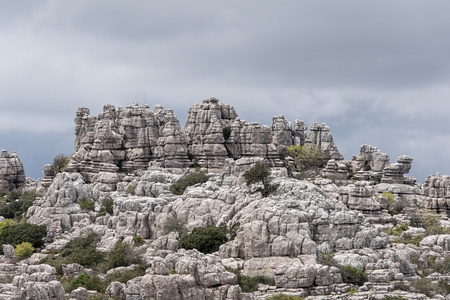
[1, 0, 450, 180]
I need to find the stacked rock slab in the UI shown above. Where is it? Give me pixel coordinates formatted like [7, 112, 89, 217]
[184, 98, 236, 169]
[0, 150, 25, 193]
[381, 155, 413, 184]
[66, 103, 191, 185]
[421, 174, 450, 214]
[305, 123, 343, 160]
[67, 99, 344, 183]
[352, 145, 390, 173]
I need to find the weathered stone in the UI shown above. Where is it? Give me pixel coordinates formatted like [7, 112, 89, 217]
[305, 123, 343, 160]
[0, 150, 25, 193]
[382, 155, 414, 184]
[2, 245, 17, 264]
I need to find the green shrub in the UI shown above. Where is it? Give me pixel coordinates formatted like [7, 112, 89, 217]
[381, 192, 395, 206]
[78, 197, 95, 211]
[0, 191, 38, 221]
[52, 154, 71, 175]
[40, 233, 105, 274]
[169, 170, 209, 195]
[180, 225, 228, 254]
[0, 223, 46, 253]
[105, 264, 147, 284]
[163, 216, 186, 235]
[339, 265, 367, 286]
[394, 233, 423, 246]
[266, 294, 304, 300]
[287, 144, 325, 171]
[125, 185, 136, 195]
[64, 265, 148, 295]
[385, 224, 409, 236]
[133, 235, 144, 246]
[381, 296, 406, 300]
[364, 164, 371, 171]
[0, 219, 16, 235]
[100, 197, 114, 215]
[318, 252, 338, 267]
[243, 162, 278, 197]
[410, 209, 449, 235]
[225, 267, 274, 292]
[411, 278, 435, 297]
[223, 126, 232, 140]
[437, 257, 450, 274]
[370, 174, 382, 184]
[15, 242, 34, 260]
[103, 242, 142, 270]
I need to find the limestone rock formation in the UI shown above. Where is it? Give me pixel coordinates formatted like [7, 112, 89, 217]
[2, 245, 17, 264]
[381, 155, 414, 184]
[352, 145, 390, 173]
[115, 249, 240, 300]
[27, 172, 93, 237]
[0, 150, 25, 193]
[40, 164, 55, 190]
[305, 123, 343, 160]
[421, 174, 450, 214]
[66, 99, 344, 187]
[67, 103, 191, 187]
[11, 264, 65, 300]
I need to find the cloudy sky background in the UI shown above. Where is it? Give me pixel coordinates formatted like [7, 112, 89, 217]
[1, 0, 450, 181]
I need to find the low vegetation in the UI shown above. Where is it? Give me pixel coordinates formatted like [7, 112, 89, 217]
[62, 265, 147, 294]
[286, 144, 325, 172]
[340, 265, 367, 286]
[169, 170, 209, 195]
[179, 225, 229, 254]
[40, 232, 143, 275]
[225, 267, 275, 292]
[0, 222, 47, 254]
[243, 162, 279, 197]
[266, 294, 304, 300]
[77, 197, 95, 211]
[15, 242, 34, 260]
[52, 153, 71, 175]
[318, 253, 367, 286]
[0, 191, 38, 221]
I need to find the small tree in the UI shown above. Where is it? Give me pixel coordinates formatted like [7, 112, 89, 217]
[52, 154, 71, 175]
[243, 162, 278, 197]
[179, 225, 228, 254]
[287, 144, 325, 171]
[169, 170, 209, 195]
[0, 223, 47, 252]
[15, 242, 34, 260]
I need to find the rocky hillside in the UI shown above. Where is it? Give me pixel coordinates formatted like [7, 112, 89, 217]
[0, 99, 449, 299]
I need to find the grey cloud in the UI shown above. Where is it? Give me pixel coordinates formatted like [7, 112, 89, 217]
[1, 1, 450, 181]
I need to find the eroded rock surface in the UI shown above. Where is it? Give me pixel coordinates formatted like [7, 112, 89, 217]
[0, 150, 25, 193]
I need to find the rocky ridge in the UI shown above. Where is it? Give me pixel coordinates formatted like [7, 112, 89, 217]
[1, 99, 450, 299]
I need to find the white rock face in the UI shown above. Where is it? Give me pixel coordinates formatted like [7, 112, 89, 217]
[0, 150, 25, 193]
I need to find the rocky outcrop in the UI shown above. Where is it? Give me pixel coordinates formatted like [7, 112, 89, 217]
[115, 249, 240, 300]
[40, 164, 55, 190]
[305, 123, 343, 160]
[382, 155, 414, 184]
[0, 150, 25, 193]
[421, 174, 450, 214]
[352, 145, 390, 173]
[66, 99, 344, 187]
[11, 264, 65, 300]
[27, 172, 93, 238]
[67, 103, 191, 186]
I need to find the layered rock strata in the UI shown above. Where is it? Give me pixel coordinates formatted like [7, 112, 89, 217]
[0, 150, 25, 193]
[67, 99, 343, 188]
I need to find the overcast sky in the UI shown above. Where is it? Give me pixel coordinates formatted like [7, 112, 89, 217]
[1, 1, 450, 182]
